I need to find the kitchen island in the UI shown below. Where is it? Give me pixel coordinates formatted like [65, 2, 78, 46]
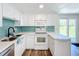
[48, 32, 71, 56]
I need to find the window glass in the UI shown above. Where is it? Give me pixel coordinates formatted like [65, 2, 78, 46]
[59, 19, 67, 36]
[69, 19, 75, 26]
[60, 19, 67, 26]
[69, 19, 76, 39]
[60, 26, 67, 36]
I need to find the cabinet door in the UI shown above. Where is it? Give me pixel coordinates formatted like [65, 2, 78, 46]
[26, 36, 34, 49]
[26, 34, 34, 49]
[34, 14, 47, 26]
[15, 35, 26, 56]
[48, 35, 54, 55]
[3, 4, 21, 21]
[0, 4, 2, 27]
[13, 9, 20, 20]
[20, 15, 34, 26]
[20, 15, 28, 26]
[3, 4, 14, 19]
[28, 15, 34, 26]
[21, 35, 26, 54]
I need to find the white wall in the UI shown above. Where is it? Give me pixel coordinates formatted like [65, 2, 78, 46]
[76, 16, 79, 43]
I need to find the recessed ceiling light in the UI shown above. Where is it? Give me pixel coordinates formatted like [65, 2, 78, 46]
[39, 4, 44, 8]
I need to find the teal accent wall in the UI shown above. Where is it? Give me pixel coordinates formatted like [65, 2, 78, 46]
[15, 26, 55, 32]
[15, 27, 22, 33]
[21, 26, 35, 32]
[0, 17, 15, 38]
[0, 27, 5, 38]
[47, 26, 55, 32]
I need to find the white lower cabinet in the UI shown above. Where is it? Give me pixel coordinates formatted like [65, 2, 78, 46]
[48, 35, 54, 55]
[48, 35, 71, 56]
[25, 33, 35, 49]
[15, 35, 25, 56]
[15, 33, 35, 56]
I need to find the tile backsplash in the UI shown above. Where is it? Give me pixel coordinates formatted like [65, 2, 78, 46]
[0, 17, 15, 38]
[15, 26, 55, 32]
[47, 26, 55, 32]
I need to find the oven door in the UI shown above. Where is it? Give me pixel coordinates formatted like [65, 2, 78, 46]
[35, 34, 47, 44]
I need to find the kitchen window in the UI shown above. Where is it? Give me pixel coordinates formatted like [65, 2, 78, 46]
[59, 18, 76, 42]
[59, 19, 67, 36]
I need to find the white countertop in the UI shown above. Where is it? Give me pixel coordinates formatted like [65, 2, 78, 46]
[0, 32, 70, 54]
[48, 32, 71, 41]
[0, 32, 34, 54]
[16, 32, 70, 41]
[0, 32, 30, 40]
[0, 41, 15, 53]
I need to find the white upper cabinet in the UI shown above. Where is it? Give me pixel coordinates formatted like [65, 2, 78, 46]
[28, 15, 34, 26]
[17, 13, 59, 26]
[13, 8, 21, 20]
[20, 14, 34, 26]
[3, 4, 14, 19]
[20, 15, 29, 26]
[0, 4, 2, 27]
[20, 14, 59, 26]
[3, 4, 21, 21]
[34, 14, 47, 26]
[20, 14, 47, 26]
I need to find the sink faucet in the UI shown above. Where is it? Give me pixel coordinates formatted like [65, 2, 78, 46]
[8, 27, 15, 37]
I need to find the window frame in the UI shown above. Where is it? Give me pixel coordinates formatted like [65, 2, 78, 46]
[59, 18, 76, 40]
[59, 18, 68, 36]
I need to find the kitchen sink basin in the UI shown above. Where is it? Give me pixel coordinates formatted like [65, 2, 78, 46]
[1, 34, 22, 42]
[9, 37, 16, 41]
[15, 34, 22, 38]
[1, 37, 16, 42]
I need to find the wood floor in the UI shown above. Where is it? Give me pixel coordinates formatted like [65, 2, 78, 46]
[22, 49, 52, 56]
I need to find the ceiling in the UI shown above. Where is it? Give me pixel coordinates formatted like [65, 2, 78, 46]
[10, 3, 79, 14]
